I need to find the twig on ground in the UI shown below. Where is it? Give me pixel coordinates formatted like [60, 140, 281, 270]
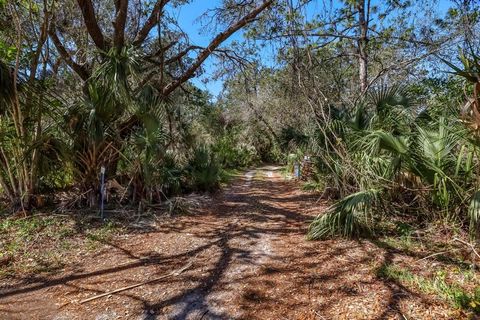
[314, 310, 325, 319]
[415, 249, 459, 263]
[79, 256, 196, 304]
[452, 237, 480, 260]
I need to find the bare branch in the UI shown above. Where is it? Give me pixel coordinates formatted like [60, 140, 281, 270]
[48, 25, 90, 81]
[162, 0, 273, 96]
[133, 0, 170, 46]
[164, 45, 203, 65]
[148, 40, 177, 58]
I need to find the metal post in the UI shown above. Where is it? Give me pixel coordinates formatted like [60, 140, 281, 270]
[100, 166, 106, 220]
[294, 162, 300, 179]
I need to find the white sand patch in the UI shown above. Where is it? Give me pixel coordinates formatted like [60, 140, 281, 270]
[243, 170, 255, 186]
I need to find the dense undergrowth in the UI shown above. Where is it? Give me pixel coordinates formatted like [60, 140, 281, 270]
[305, 80, 480, 241]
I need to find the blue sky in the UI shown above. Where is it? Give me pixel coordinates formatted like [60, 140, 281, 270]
[171, 0, 454, 98]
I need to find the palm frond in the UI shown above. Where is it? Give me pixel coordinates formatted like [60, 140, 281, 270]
[439, 49, 480, 83]
[350, 104, 370, 131]
[359, 130, 409, 156]
[308, 189, 380, 239]
[93, 46, 141, 101]
[369, 85, 412, 115]
[469, 191, 480, 240]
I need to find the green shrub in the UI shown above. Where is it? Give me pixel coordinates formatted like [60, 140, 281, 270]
[213, 134, 259, 168]
[186, 146, 221, 191]
[158, 154, 183, 195]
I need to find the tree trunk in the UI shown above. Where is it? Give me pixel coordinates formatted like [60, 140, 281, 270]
[77, 0, 107, 50]
[357, 0, 369, 93]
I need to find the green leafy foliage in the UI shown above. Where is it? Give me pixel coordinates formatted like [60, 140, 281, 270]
[213, 129, 259, 168]
[186, 146, 221, 192]
[0, 59, 13, 108]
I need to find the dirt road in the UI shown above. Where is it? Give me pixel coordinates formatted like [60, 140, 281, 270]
[0, 166, 457, 319]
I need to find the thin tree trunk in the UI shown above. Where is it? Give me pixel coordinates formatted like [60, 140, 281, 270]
[0, 148, 17, 202]
[29, 1, 51, 197]
[28, 0, 49, 84]
[11, 4, 30, 208]
[357, 0, 369, 93]
[0, 174, 14, 204]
